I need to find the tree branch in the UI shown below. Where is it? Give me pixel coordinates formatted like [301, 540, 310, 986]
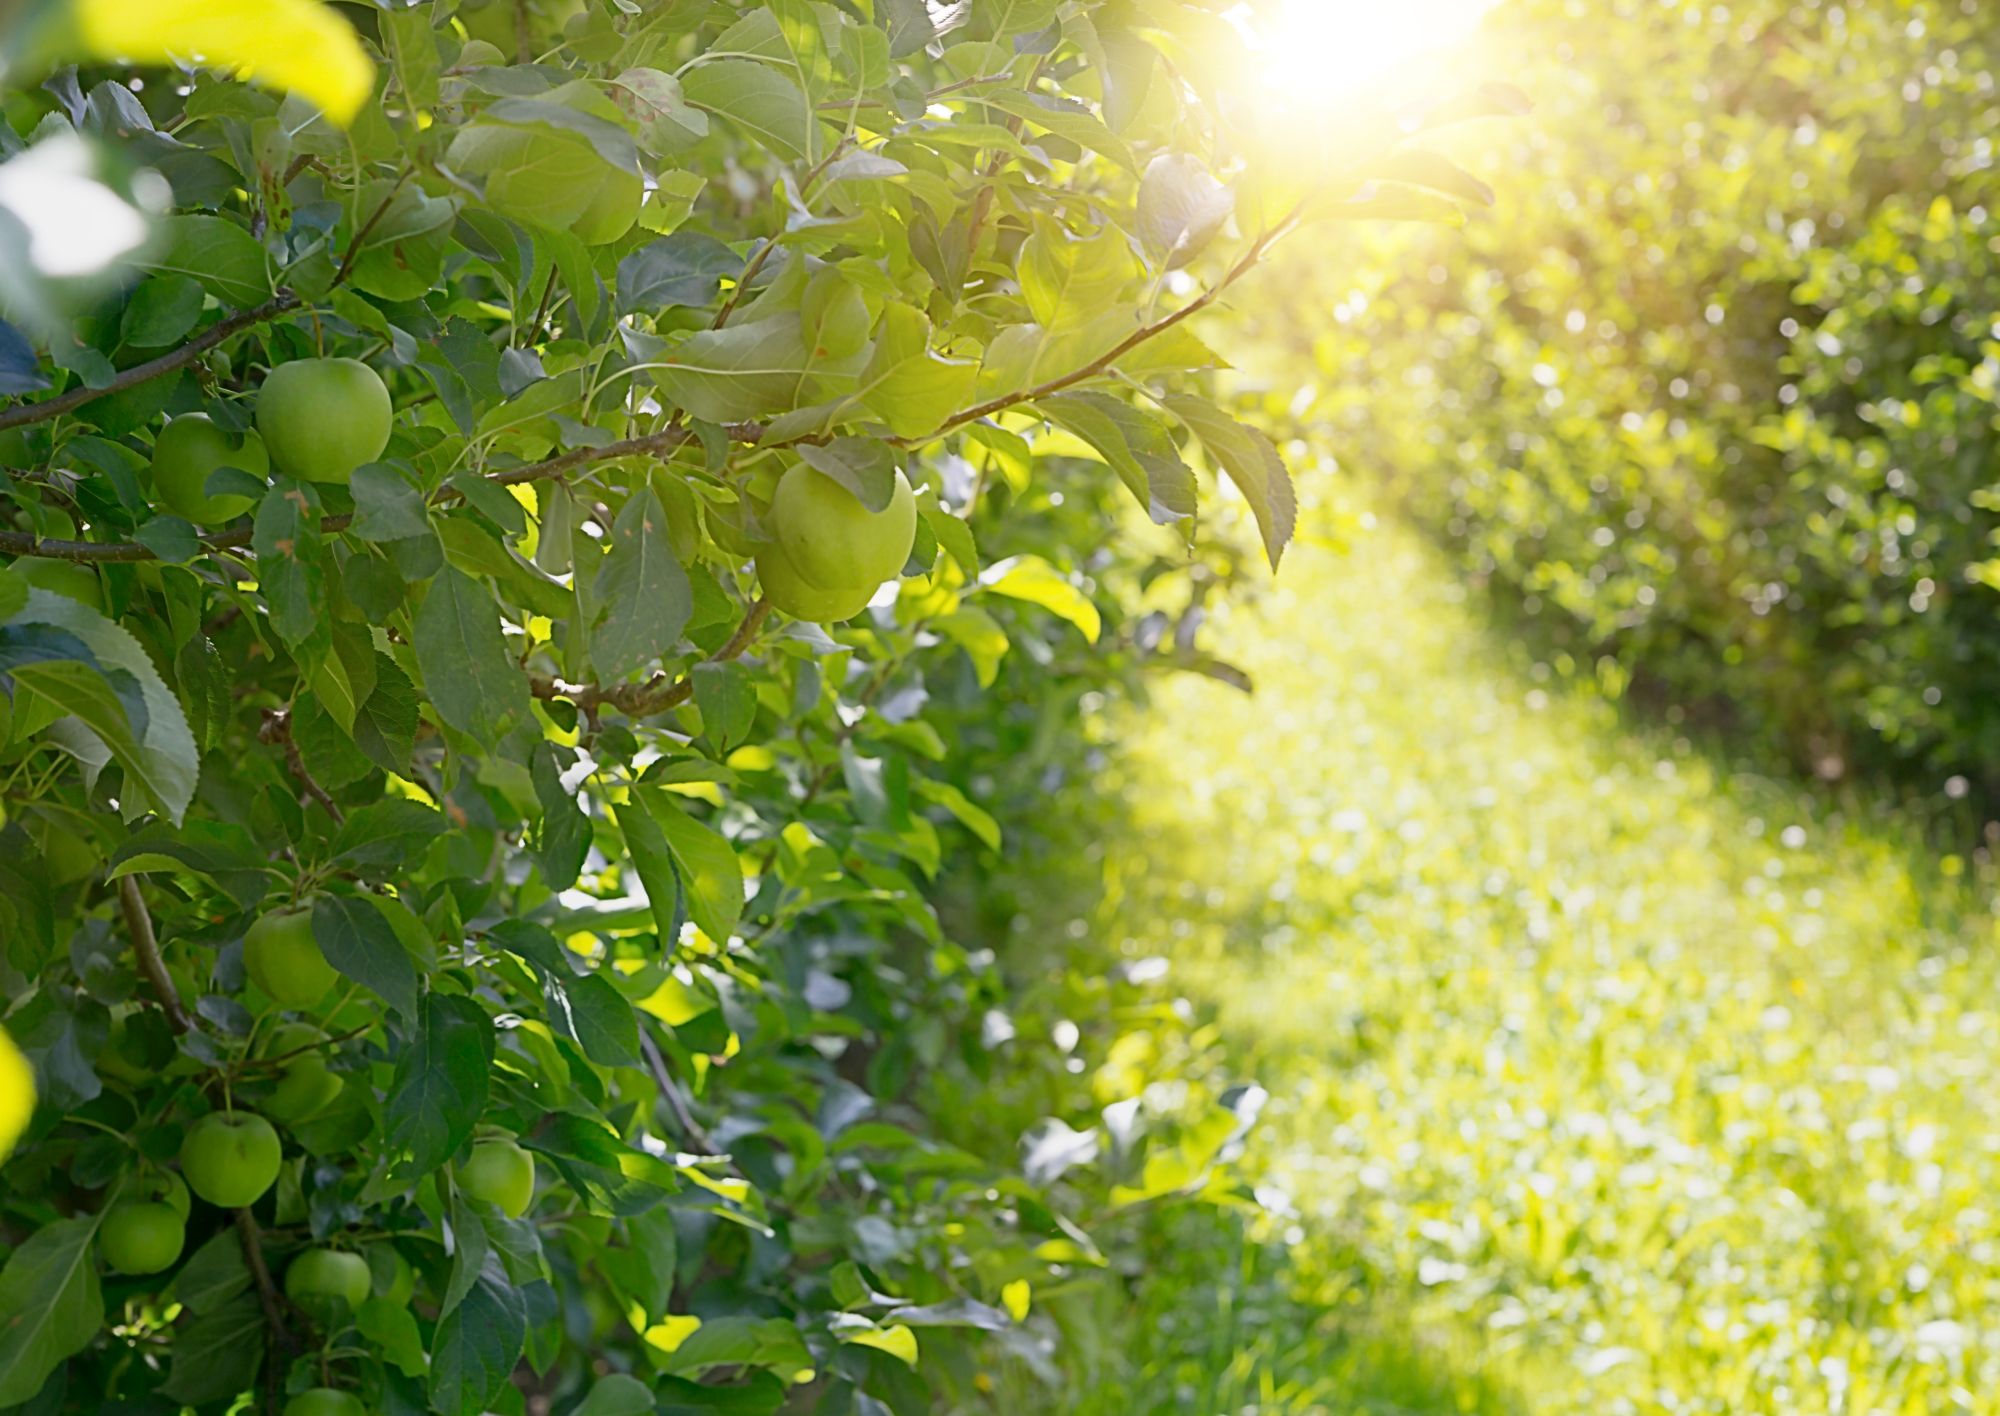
[260, 708, 346, 825]
[118, 875, 192, 1034]
[0, 293, 301, 434]
[236, 1207, 299, 1414]
[0, 423, 772, 562]
[529, 597, 771, 718]
[895, 205, 1306, 445]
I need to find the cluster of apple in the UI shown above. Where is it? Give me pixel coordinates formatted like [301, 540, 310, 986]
[92, 906, 537, 1416]
[147, 357, 393, 525]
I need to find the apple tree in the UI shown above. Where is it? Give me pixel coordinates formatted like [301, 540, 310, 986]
[0, 1, 1506, 1410]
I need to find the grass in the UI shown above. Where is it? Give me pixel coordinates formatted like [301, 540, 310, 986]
[1083, 495, 2000, 1414]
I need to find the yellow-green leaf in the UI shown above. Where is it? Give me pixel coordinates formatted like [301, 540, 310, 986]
[74, 0, 375, 126]
[979, 555, 1101, 643]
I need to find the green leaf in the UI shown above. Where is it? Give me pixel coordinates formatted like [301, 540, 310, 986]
[654, 315, 836, 424]
[577, 1373, 658, 1416]
[635, 785, 742, 944]
[681, 59, 813, 164]
[616, 232, 742, 313]
[1367, 149, 1496, 207]
[530, 741, 591, 890]
[552, 971, 641, 1069]
[692, 660, 755, 751]
[0, 1216, 103, 1406]
[350, 462, 432, 542]
[4, 591, 199, 823]
[662, 1316, 812, 1379]
[252, 479, 329, 654]
[610, 793, 683, 947]
[313, 893, 422, 1017]
[484, 90, 640, 173]
[914, 778, 1001, 850]
[413, 565, 532, 740]
[120, 273, 205, 347]
[611, 68, 710, 155]
[979, 555, 1101, 643]
[1159, 394, 1297, 569]
[352, 654, 419, 776]
[145, 215, 272, 308]
[591, 486, 692, 682]
[357, 1295, 428, 1380]
[158, 1290, 263, 1404]
[1037, 391, 1196, 524]
[858, 303, 977, 441]
[385, 993, 493, 1174]
[1136, 154, 1233, 268]
[1017, 218, 1137, 332]
[796, 438, 898, 513]
[430, 1260, 527, 1416]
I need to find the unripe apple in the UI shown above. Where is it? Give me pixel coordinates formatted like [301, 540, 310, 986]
[256, 358, 392, 485]
[148, 1169, 191, 1219]
[282, 1388, 367, 1416]
[459, 1137, 536, 1218]
[755, 542, 878, 624]
[265, 1053, 343, 1124]
[243, 907, 338, 1010]
[99, 1199, 185, 1274]
[149, 414, 266, 523]
[259, 1021, 343, 1122]
[285, 1247, 371, 1312]
[179, 1111, 282, 1208]
[771, 464, 916, 590]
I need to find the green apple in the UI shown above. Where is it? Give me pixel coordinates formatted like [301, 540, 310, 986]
[755, 542, 879, 624]
[256, 358, 392, 485]
[459, 1137, 536, 1218]
[148, 1169, 191, 1220]
[149, 414, 266, 523]
[98, 1199, 185, 1274]
[179, 1111, 283, 1208]
[771, 464, 916, 590]
[260, 1022, 342, 1123]
[243, 907, 338, 1009]
[282, 1388, 367, 1416]
[13, 558, 103, 612]
[284, 1247, 371, 1311]
[265, 1053, 342, 1124]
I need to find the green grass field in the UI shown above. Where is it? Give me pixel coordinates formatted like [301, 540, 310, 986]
[1095, 499, 2000, 1413]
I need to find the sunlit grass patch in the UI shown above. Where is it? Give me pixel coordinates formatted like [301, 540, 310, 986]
[1101, 499, 2000, 1414]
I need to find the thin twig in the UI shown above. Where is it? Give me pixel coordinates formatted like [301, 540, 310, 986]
[236, 1207, 297, 1414]
[330, 168, 414, 289]
[899, 204, 1308, 445]
[260, 708, 346, 824]
[529, 597, 770, 718]
[639, 1028, 737, 1172]
[118, 875, 192, 1034]
[0, 293, 301, 433]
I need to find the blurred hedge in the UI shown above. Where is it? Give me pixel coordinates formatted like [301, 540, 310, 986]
[1271, 0, 2000, 796]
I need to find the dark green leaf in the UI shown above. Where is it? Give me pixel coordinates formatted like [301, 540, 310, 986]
[413, 565, 531, 740]
[385, 993, 493, 1175]
[314, 893, 423, 1017]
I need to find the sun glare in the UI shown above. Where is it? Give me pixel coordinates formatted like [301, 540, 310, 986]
[1251, 0, 1501, 111]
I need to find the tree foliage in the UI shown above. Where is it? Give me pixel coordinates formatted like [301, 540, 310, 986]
[1274, 0, 2000, 794]
[0, 1, 1501, 1411]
